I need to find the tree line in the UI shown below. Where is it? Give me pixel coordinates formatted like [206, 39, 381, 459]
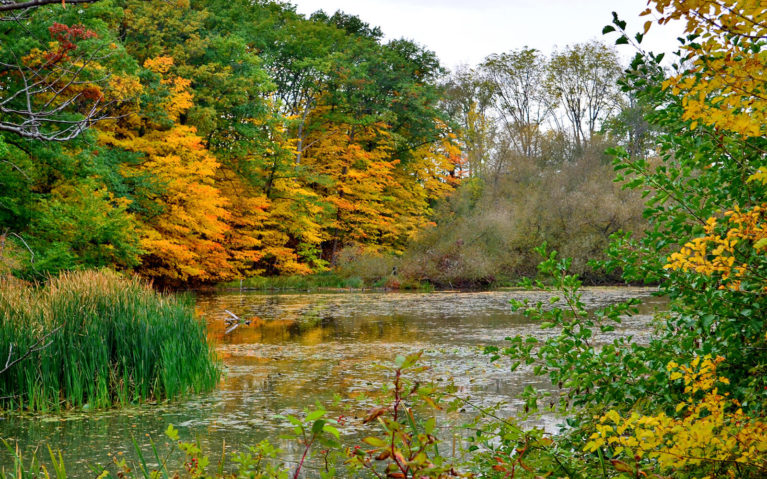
[0, 0, 460, 286]
[1, 0, 657, 288]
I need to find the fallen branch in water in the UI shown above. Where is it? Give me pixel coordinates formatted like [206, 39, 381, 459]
[223, 309, 252, 334]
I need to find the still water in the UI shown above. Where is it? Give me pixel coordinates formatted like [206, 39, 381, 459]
[0, 288, 664, 476]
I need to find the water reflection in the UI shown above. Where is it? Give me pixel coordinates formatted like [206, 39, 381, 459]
[0, 288, 664, 476]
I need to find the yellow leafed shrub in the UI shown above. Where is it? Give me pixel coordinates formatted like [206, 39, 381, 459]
[586, 355, 767, 478]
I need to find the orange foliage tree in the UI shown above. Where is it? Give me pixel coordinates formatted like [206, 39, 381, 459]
[99, 57, 235, 284]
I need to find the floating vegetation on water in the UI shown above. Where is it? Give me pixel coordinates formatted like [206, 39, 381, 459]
[0, 270, 220, 412]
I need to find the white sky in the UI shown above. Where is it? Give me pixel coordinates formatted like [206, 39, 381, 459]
[290, 0, 685, 70]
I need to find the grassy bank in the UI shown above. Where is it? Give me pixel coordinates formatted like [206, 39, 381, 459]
[0, 270, 219, 412]
[219, 271, 434, 292]
[218, 267, 635, 294]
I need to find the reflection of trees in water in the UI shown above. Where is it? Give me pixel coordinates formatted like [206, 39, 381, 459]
[354, 315, 416, 341]
[208, 306, 425, 345]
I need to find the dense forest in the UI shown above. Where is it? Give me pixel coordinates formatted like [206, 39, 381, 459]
[0, 0, 461, 286]
[0, 0, 650, 288]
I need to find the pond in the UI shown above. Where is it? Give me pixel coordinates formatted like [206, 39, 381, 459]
[0, 288, 664, 476]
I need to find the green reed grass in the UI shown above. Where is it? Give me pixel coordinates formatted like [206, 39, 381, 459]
[222, 271, 358, 291]
[0, 270, 220, 412]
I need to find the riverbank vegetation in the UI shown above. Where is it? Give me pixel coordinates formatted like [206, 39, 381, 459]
[219, 269, 434, 291]
[0, 270, 219, 412]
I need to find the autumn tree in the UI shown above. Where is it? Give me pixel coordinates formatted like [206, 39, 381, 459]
[97, 56, 236, 285]
[0, 1, 146, 278]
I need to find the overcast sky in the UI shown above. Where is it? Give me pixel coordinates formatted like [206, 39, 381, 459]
[290, 0, 684, 69]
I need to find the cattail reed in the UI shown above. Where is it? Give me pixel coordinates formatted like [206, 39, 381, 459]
[0, 270, 220, 412]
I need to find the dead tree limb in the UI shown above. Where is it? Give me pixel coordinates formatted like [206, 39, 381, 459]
[0, 42, 122, 141]
[0, 325, 61, 376]
[0, 0, 101, 12]
[0, 2, 131, 141]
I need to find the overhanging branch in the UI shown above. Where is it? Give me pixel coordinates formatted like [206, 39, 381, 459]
[0, 0, 101, 12]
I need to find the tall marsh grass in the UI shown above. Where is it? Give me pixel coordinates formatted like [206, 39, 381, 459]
[0, 270, 219, 412]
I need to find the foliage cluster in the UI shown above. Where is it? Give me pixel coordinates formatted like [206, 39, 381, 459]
[586, 355, 767, 478]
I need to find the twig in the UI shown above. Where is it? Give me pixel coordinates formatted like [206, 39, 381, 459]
[0, 325, 62, 376]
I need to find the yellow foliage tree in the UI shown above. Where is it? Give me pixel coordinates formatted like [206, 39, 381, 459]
[665, 205, 767, 290]
[650, 1, 767, 137]
[99, 57, 236, 284]
[303, 121, 399, 256]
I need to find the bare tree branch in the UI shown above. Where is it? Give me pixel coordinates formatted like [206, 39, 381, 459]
[0, 0, 100, 12]
[9, 232, 34, 264]
[0, 325, 61, 376]
[0, 229, 37, 275]
[0, 30, 127, 141]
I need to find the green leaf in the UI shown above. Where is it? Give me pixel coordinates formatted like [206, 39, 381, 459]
[424, 417, 436, 435]
[164, 424, 179, 441]
[400, 351, 423, 369]
[306, 409, 325, 422]
[311, 419, 326, 435]
[286, 415, 302, 427]
[362, 436, 388, 448]
[322, 424, 340, 439]
[394, 355, 406, 367]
